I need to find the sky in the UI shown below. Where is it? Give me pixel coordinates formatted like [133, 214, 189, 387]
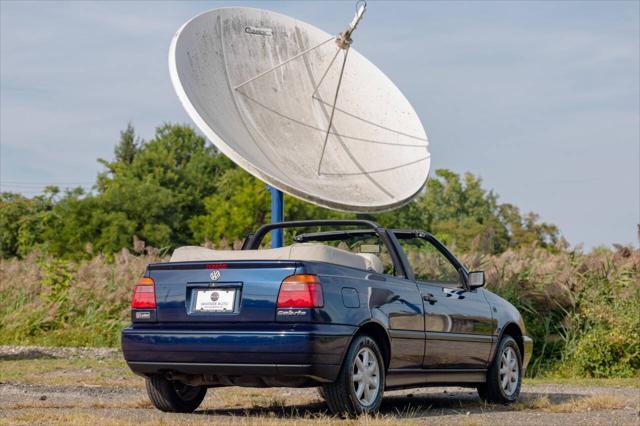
[1, 0, 638, 249]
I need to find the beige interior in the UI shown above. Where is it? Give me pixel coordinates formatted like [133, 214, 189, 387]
[357, 253, 384, 275]
[170, 243, 384, 274]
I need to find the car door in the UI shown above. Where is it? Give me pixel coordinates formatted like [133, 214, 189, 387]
[396, 234, 494, 369]
[363, 236, 425, 370]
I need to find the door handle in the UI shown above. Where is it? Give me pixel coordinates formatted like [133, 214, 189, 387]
[366, 273, 386, 282]
[423, 293, 437, 303]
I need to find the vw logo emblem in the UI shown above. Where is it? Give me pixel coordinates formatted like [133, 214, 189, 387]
[210, 270, 221, 281]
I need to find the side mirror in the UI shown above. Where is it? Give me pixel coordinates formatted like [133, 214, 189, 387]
[468, 271, 485, 289]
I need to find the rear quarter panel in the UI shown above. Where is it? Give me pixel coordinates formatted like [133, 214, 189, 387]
[300, 262, 424, 369]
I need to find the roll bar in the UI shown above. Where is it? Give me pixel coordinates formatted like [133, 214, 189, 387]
[243, 220, 407, 278]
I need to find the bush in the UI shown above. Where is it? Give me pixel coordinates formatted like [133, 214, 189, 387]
[561, 262, 640, 377]
[458, 244, 639, 378]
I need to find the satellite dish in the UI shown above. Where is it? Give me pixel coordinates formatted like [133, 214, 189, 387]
[169, 5, 429, 212]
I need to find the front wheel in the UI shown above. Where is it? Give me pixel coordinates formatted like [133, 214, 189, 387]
[321, 335, 385, 417]
[145, 375, 207, 413]
[478, 335, 522, 404]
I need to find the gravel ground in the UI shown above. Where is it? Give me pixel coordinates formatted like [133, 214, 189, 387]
[1, 346, 638, 425]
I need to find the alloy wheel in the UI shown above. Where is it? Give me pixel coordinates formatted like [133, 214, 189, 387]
[499, 346, 519, 397]
[352, 347, 380, 406]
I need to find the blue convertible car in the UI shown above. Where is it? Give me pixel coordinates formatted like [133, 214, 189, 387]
[122, 220, 533, 416]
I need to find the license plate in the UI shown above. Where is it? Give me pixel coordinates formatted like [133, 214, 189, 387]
[194, 289, 236, 312]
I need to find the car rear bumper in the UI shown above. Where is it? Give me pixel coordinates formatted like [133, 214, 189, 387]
[121, 324, 355, 383]
[125, 361, 339, 384]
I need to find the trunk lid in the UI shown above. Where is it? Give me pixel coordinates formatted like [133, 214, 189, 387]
[148, 261, 298, 323]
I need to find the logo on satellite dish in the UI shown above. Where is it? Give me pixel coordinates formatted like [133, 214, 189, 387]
[245, 26, 272, 37]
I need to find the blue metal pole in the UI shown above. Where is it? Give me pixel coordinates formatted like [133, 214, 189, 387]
[269, 186, 284, 248]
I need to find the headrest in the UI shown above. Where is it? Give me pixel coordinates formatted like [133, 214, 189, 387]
[357, 253, 384, 274]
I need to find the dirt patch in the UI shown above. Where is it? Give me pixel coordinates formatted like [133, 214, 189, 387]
[0, 345, 119, 361]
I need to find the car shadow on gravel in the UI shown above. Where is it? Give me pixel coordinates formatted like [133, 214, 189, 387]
[193, 390, 587, 418]
[377, 391, 588, 416]
[196, 401, 329, 418]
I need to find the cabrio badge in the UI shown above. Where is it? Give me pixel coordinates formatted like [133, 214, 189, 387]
[277, 309, 307, 316]
[210, 270, 221, 281]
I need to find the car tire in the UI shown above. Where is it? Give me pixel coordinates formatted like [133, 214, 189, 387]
[145, 375, 207, 413]
[321, 334, 385, 417]
[477, 335, 522, 404]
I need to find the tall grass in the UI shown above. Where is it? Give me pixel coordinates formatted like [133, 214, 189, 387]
[461, 245, 640, 377]
[1, 245, 638, 378]
[0, 249, 163, 347]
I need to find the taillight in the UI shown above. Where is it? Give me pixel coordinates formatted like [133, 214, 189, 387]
[132, 277, 156, 309]
[277, 274, 323, 308]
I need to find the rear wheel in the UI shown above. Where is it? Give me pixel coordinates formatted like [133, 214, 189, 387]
[477, 335, 522, 404]
[145, 375, 207, 413]
[321, 335, 385, 417]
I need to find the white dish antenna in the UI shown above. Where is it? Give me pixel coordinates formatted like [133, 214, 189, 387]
[169, 4, 430, 212]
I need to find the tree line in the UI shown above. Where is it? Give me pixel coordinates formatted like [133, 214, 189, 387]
[0, 123, 560, 259]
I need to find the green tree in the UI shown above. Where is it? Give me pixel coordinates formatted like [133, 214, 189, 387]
[95, 123, 232, 250]
[0, 192, 33, 257]
[190, 168, 270, 244]
[373, 169, 557, 254]
[190, 168, 353, 245]
[0, 188, 61, 257]
[39, 189, 137, 258]
[499, 204, 559, 249]
[113, 123, 140, 165]
[0, 123, 561, 259]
